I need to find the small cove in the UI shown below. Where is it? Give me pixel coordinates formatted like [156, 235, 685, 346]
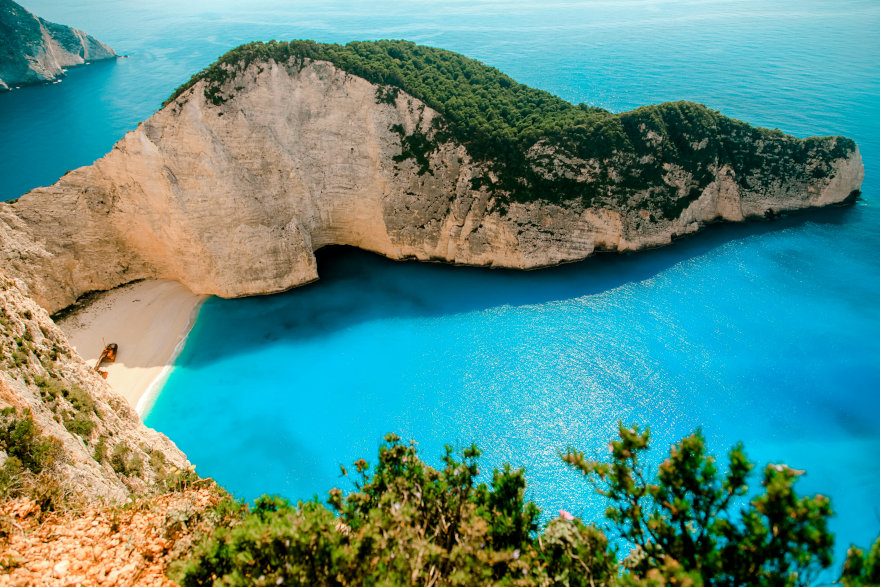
[1, 0, 878, 566]
[147, 205, 880, 559]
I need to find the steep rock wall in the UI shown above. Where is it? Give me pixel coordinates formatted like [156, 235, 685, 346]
[0, 58, 864, 313]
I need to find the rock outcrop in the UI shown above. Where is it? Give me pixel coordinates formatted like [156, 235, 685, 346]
[0, 272, 189, 502]
[0, 0, 115, 91]
[0, 44, 864, 314]
[0, 486, 222, 586]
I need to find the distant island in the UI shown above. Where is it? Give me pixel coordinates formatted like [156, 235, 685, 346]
[0, 40, 863, 314]
[0, 0, 115, 91]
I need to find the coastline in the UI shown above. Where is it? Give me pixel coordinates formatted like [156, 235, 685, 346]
[56, 279, 206, 417]
[134, 296, 203, 416]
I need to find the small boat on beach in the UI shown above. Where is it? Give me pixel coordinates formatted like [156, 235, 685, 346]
[94, 343, 118, 378]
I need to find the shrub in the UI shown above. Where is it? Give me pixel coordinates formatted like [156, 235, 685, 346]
[0, 408, 61, 474]
[174, 434, 547, 585]
[128, 455, 144, 478]
[0, 408, 71, 511]
[539, 518, 617, 586]
[110, 442, 137, 476]
[172, 428, 858, 586]
[161, 465, 199, 493]
[33, 375, 62, 400]
[0, 456, 24, 497]
[93, 435, 108, 463]
[841, 534, 880, 586]
[563, 425, 834, 585]
[63, 384, 96, 415]
[63, 412, 95, 438]
[10, 349, 28, 367]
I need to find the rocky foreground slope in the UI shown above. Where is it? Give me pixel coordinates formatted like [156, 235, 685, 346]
[0, 272, 211, 585]
[0, 272, 189, 502]
[0, 485, 222, 586]
[0, 40, 865, 314]
[0, 0, 115, 91]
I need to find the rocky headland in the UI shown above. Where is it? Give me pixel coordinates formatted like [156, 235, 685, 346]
[0, 40, 864, 315]
[0, 0, 116, 91]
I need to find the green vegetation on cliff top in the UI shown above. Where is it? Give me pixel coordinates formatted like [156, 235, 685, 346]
[165, 40, 856, 214]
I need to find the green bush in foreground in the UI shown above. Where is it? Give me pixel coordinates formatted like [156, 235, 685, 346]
[172, 426, 876, 586]
[841, 535, 880, 586]
[563, 427, 834, 586]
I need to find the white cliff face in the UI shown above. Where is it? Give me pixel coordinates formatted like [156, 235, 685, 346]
[0, 58, 865, 314]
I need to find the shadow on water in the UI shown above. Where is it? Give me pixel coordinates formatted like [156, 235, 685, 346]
[179, 204, 859, 367]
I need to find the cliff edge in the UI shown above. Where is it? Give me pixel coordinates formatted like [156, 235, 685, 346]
[0, 40, 864, 313]
[0, 0, 115, 91]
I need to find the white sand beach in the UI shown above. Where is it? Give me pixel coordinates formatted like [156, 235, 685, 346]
[56, 280, 206, 416]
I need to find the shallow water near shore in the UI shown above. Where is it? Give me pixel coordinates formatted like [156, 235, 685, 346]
[2, 0, 879, 568]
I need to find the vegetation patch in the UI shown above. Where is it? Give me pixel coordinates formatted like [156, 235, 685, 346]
[110, 442, 143, 478]
[390, 123, 436, 175]
[0, 407, 68, 513]
[375, 84, 399, 105]
[93, 435, 108, 464]
[0, 408, 61, 477]
[33, 374, 98, 443]
[169, 427, 879, 586]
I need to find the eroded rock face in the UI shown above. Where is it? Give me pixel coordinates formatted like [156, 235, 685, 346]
[0, 58, 864, 314]
[0, 272, 188, 502]
[0, 0, 116, 91]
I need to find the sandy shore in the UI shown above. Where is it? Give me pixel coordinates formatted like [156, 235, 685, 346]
[56, 280, 206, 416]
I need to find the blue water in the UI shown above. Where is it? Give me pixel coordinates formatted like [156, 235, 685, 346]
[2, 0, 878, 567]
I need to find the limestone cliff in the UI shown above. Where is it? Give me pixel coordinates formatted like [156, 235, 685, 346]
[0, 41, 864, 314]
[0, 0, 115, 91]
[0, 272, 189, 503]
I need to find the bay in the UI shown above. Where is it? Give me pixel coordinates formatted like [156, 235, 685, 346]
[2, 0, 878, 566]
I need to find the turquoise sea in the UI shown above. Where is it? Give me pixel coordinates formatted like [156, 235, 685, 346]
[2, 0, 878, 566]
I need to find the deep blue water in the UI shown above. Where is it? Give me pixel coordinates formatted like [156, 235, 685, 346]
[2, 0, 878, 568]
